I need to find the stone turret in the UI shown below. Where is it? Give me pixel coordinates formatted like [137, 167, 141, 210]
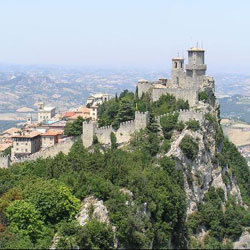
[186, 47, 207, 81]
[135, 111, 149, 130]
[82, 122, 96, 148]
[171, 57, 185, 86]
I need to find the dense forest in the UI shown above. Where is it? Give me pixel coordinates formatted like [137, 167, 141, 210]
[0, 90, 249, 249]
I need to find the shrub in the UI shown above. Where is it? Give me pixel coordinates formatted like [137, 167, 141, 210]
[161, 140, 171, 153]
[110, 132, 118, 150]
[176, 121, 185, 132]
[205, 113, 216, 124]
[186, 119, 200, 132]
[199, 91, 209, 102]
[180, 135, 199, 160]
[160, 113, 179, 138]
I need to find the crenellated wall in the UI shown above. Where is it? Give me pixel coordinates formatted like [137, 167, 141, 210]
[82, 111, 149, 147]
[0, 155, 10, 168]
[12, 137, 78, 164]
[152, 88, 198, 107]
[156, 109, 204, 124]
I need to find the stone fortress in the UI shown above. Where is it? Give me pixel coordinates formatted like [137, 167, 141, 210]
[137, 47, 215, 107]
[82, 46, 213, 148]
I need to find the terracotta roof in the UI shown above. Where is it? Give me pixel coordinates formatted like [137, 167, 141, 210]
[1, 127, 20, 135]
[12, 131, 41, 138]
[42, 130, 63, 136]
[75, 106, 91, 114]
[69, 113, 90, 120]
[64, 111, 75, 117]
[0, 143, 12, 152]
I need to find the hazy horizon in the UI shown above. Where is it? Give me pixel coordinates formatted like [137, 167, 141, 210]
[0, 0, 250, 74]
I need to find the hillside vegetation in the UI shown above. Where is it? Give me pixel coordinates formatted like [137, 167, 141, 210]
[0, 90, 249, 249]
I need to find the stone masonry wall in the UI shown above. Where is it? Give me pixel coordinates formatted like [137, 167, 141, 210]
[152, 88, 198, 107]
[156, 109, 204, 124]
[82, 111, 149, 148]
[83, 109, 204, 148]
[0, 155, 10, 168]
[12, 137, 78, 164]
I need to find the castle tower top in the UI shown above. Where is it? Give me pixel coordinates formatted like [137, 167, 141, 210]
[185, 47, 207, 79]
[171, 57, 185, 85]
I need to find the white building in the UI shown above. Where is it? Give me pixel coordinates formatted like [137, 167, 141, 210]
[37, 102, 56, 123]
[86, 93, 110, 106]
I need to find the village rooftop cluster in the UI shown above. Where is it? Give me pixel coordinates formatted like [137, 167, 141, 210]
[0, 93, 110, 164]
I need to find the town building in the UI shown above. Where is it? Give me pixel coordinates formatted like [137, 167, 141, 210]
[11, 131, 41, 159]
[86, 93, 110, 106]
[41, 130, 63, 149]
[37, 102, 56, 123]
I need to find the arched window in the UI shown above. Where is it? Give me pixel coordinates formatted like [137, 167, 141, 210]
[175, 62, 177, 68]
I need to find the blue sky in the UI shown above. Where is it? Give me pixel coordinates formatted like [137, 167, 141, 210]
[0, 0, 249, 73]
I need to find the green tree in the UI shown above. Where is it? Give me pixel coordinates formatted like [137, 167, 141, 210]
[79, 219, 114, 249]
[110, 132, 118, 150]
[64, 116, 85, 136]
[5, 200, 45, 242]
[180, 135, 199, 160]
[160, 113, 179, 139]
[22, 179, 80, 224]
[186, 119, 200, 131]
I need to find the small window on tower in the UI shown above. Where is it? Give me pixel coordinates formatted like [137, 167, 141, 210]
[175, 62, 177, 68]
[181, 62, 183, 68]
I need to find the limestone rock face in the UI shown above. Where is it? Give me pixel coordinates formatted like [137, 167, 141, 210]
[234, 231, 250, 249]
[166, 109, 242, 215]
[76, 196, 109, 226]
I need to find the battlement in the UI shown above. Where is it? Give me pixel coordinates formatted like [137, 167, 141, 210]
[82, 111, 149, 147]
[0, 155, 10, 168]
[156, 109, 204, 124]
[12, 137, 78, 164]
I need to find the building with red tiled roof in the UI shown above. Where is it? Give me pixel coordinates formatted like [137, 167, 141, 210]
[41, 130, 63, 148]
[64, 111, 76, 118]
[11, 131, 41, 159]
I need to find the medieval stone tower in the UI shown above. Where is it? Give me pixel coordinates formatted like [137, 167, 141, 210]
[186, 47, 207, 84]
[171, 57, 185, 87]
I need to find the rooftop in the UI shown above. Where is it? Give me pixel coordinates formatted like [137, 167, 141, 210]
[64, 111, 75, 118]
[42, 130, 63, 136]
[1, 127, 20, 136]
[88, 93, 109, 99]
[188, 47, 205, 52]
[48, 120, 67, 127]
[39, 106, 56, 112]
[12, 131, 41, 138]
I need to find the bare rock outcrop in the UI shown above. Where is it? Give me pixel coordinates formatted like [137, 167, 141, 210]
[76, 196, 109, 226]
[234, 231, 250, 249]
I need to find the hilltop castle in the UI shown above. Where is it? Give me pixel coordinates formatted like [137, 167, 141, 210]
[81, 47, 216, 148]
[137, 47, 215, 107]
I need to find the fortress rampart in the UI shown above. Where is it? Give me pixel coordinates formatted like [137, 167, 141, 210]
[152, 88, 198, 107]
[82, 109, 204, 148]
[82, 111, 149, 148]
[12, 137, 78, 164]
[0, 155, 10, 168]
[156, 109, 203, 124]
